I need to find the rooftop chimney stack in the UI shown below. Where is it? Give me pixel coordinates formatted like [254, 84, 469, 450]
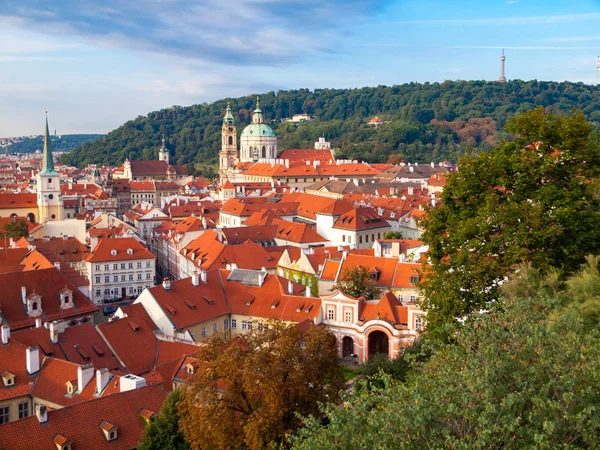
[77, 364, 95, 392]
[35, 404, 48, 424]
[1, 325, 9, 345]
[96, 368, 111, 394]
[21, 286, 27, 304]
[192, 272, 200, 287]
[162, 278, 172, 291]
[200, 270, 207, 284]
[26, 346, 40, 374]
[49, 321, 58, 344]
[288, 280, 294, 295]
[35, 318, 42, 328]
[306, 286, 312, 298]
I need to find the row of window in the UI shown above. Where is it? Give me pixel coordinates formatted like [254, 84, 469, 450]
[197, 318, 271, 338]
[95, 262, 151, 271]
[95, 285, 145, 298]
[96, 273, 153, 283]
[342, 232, 384, 245]
[0, 402, 29, 424]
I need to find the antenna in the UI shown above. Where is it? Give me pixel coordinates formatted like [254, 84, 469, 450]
[596, 56, 600, 86]
[499, 49, 507, 83]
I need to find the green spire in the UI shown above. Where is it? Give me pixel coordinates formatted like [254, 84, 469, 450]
[41, 111, 56, 175]
[223, 101, 235, 125]
[254, 96, 262, 113]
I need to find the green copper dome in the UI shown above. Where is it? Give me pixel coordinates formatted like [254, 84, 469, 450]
[240, 123, 276, 138]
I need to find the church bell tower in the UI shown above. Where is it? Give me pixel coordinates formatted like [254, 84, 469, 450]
[37, 112, 64, 222]
[219, 102, 238, 183]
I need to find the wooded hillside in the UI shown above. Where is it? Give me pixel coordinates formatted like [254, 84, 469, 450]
[60, 80, 600, 170]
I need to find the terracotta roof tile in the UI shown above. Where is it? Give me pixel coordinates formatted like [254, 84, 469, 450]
[86, 237, 155, 263]
[0, 385, 167, 450]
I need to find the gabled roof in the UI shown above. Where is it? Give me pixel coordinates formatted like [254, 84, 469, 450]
[0, 385, 167, 450]
[273, 219, 327, 244]
[333, 207, 390, 231]
[95, 309, 158, 376]
[0, 267, 98, 331]
[0, 193, 37, 209]
[86, 237, 154, 263]
[221, 225, 277, 245]
[0, 340, 38, 402]
[58, 322, 125, 371]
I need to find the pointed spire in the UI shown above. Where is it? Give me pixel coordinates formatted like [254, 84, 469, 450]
[256, 96, 260, 109]
[223, 101, 235, 125]
[41, 111, 56, 175]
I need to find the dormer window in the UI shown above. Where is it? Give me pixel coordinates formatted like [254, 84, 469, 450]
[409, 276, 420, 285]
[53, 434, 72, 450]
[66, 380, 77, 394]
[110, 249, 117, 256]
[1, 371, 15, 387]
[59, 288, 73, 310]
[126, 248, 133, 255]
[100, 421, 118, 441]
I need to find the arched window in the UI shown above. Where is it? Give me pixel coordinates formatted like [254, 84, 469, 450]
[228, 135, 233, 146]
[27, 213, 35, 223]
[261, 146, 266, 158]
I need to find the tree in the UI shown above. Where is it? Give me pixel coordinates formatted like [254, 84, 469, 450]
[420, 108, 600, 338]
[383, 230, 403, 239]
[332, 266, 381, 300]
[138, 389, 190, 450]
[289, 267, 600, 449]
[179, 323, 344, 450]
[2, 218, 30, 239]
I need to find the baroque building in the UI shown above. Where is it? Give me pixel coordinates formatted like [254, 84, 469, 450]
[239, 98, 277, 163]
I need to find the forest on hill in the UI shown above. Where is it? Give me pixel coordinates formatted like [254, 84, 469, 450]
[6, 134, 104, 154]
[60, 80, 600, 172]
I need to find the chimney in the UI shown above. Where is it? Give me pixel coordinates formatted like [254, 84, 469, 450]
[162, 278, 171, 291]
[306, 286, 312, 298]
[35, 318, 42, 328]
[54, 261, 61, 270]
[288, 280, 294, 295]
[35, 404, 48, 424]
[201, 217, 207, 229]
[431, 162, 435, 168]
[200, 270, 207, 284]
[230, 263, 238, 270]
[1, 325, 9, 345]
[21, 286, 27, 304]
[49, 321, 58, 344]
[77, 364, 94, 392]
[26, 346, 40, 374]
[96, 368, 110, 394]
[192, 272, 199, 287]
[120, 374, 146, 392]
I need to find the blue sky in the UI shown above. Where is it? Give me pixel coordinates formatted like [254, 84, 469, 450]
[2, 0, 600, 136]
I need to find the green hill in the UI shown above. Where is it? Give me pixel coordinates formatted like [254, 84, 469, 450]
[6, 134, 105, 154]
[60, 80, 600, 171]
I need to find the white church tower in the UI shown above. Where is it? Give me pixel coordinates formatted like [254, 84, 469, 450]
[158, 134, 170, 164]
[37, 112, 64, 222]
[219, 102, 238, 182]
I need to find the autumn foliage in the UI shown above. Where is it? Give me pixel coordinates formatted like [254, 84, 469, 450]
[179, 322, 344, 450]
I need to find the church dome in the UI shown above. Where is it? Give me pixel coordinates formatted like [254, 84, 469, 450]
[240, 123, 276, 138]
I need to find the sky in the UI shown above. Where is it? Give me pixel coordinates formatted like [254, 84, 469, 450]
[2, 0, 600, 136]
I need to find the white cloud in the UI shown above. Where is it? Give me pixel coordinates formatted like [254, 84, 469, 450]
[395, 12, 600, 26]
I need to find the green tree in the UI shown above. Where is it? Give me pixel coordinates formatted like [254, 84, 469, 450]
[383, 230, 404, 239]
[332, 266, 381, 300]
[138, 389, 189, 450]
[289, 267, 600, 449]
[420, 108, 600, 338]
[179, 322, 344, 450]
[2, 218, 30, 238]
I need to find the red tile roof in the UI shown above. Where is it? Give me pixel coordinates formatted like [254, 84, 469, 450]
[95, 310, 158, 375]
[333, 207, 390, 231]
[0, 193, 37, 209]
[0, 267, 98, 331]
[58, 322, 125, 371]
[0, 385, 167, 450]
[221, 225, 277, 245]
[0, 340, 38, 402]
[273, 219, 327, 244]
[86, 237, 155, 263]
